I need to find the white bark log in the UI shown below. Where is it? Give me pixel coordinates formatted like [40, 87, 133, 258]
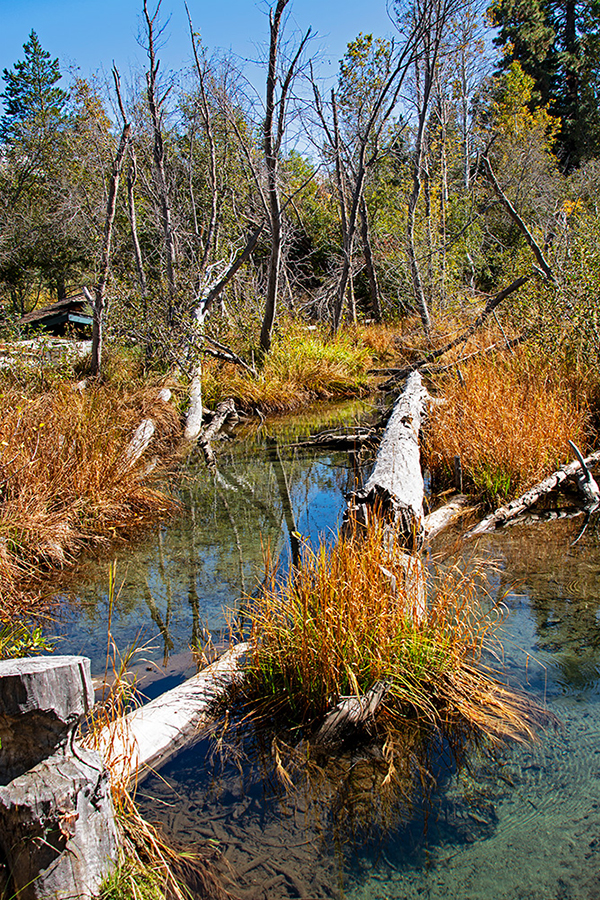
[184, 363, 203, 442]
[466, 449, 600, 537]
[97, 643, 249, 786]
[423, 495, 470, 540]
[346, 371, 429, 547]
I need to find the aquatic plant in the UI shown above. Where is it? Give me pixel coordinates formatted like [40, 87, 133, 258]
[241, 520, 542, 750]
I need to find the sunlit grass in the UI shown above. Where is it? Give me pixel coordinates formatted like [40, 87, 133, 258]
[0, 381, 180, 614]
[203, 322, 373, 412]
[423, 352, 591, 505]
[241, 520, 540, 747]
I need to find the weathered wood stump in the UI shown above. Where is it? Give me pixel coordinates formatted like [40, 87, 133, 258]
[0, 656, 117, 899]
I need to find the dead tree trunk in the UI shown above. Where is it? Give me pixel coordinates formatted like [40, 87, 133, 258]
[89, 69, 130, 377]
[346, 370, 429, 548]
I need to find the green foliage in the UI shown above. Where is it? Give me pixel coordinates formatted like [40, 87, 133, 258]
[490, 0, 600, 166]
[99, 857, 167, 900]
[0, 622, 53, 659]
[0, 30, 69, 147]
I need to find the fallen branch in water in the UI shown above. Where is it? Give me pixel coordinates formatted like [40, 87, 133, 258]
[199, 399, 238, 468]
[466, 448, 600, 537]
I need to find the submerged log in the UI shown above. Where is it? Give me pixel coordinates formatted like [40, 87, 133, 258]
[466, 448, 600, 537]
[97, 642, 249, 786]
[346, 371, 429, 548]
[199, 398, 238, 467]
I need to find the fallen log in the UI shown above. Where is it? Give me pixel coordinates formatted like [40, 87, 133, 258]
[96, 642, 249, 786]
[423, 494, 471, 540]
[290, 426, 379, 450]
[346, 371, 429, 548]
[465, 449, 600, 537]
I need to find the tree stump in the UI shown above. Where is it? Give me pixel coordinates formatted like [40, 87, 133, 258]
[0, 656, 117, 899]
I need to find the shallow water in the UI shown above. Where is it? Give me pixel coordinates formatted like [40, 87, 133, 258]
[57, 402, 600, 899]
[53, 398, 376, 678]
[134, 515, 600, 900]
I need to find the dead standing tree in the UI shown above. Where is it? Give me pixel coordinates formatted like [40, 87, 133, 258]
[87, 68, 130, 378]
[260, 0, 311, 354]
[143, 0, 177, 326]
[401, 0, 466, 336]
[311, 27, 422, 333]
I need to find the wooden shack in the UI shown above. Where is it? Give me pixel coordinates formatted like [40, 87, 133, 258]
[18, 293, 93, 336]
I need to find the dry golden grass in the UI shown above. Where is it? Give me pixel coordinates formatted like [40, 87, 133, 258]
[242, 520, 541, 747]
[423, 352, 592, 504]
[0, 381, 181, 615]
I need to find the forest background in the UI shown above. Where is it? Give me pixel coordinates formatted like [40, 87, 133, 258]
[2, 0, 600, 372]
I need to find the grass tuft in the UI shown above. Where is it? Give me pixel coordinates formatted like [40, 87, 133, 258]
[241, 520, 541, 748]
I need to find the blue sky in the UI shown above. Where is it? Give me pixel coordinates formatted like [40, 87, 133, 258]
[0, 0, 398, 92]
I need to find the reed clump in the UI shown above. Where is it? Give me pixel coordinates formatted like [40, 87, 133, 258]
[0, 381, 180, 614]
[242, 520, 539, 748]
[423, 352, 591, 504]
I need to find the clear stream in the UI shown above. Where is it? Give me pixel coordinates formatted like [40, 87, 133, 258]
[55, 403, 600, 899]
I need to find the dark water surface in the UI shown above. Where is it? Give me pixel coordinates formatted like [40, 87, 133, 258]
[57, 405, 600, 899]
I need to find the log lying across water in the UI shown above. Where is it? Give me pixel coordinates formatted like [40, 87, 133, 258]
[97, 642, 249, 786]
[466, 448, 600, 537]
[346, 371, 429, 549]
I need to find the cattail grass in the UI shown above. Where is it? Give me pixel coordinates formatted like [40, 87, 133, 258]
[241, 520, 542, 747]
[0, 381, 181, 615]
[423, 352, 591, 505]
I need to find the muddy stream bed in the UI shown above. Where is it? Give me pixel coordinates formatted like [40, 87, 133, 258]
[53, 400, 600, 899]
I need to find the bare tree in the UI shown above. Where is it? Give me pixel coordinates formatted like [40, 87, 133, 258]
[143, 0, 177, 324]
[87, 69, 130, 377]
[260, 0, 311, 354]
[402, 0, 466, 336]
[312, 29, 422, 332]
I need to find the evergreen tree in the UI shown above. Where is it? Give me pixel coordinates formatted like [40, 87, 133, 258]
[490, 0, 600, 167]
[0, 30, 69, 150]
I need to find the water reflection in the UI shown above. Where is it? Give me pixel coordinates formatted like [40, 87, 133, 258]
[53, 399, 378, 675]
[139, 506, 600, 900]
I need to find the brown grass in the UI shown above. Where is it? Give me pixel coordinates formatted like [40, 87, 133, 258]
[423, 352, 592, 504]
[241, 519, 541, 748]
[0, 381, 181, 615]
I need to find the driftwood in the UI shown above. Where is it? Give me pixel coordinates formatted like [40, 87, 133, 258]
[97, 643, 249, 786]
[466, 449, 600, 537]
[312, 682, 388, 749]
[346, 371, 429, 548]
[123, 388, 172, 470]
[290, 426, 379, 450]
[423, 495, 470, 540]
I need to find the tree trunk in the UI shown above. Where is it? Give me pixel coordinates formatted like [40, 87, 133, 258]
[359, 194, 382, 321]
[346, 371, 429, 548]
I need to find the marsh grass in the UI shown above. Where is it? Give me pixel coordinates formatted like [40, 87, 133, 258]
[202, 322, 373, 413]
[241, 520, 541, 749]
[0, 381, 180, 614]
[423, 352, 591, 505]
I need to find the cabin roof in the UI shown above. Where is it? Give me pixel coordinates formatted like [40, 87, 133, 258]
[18, 293, 93, 328]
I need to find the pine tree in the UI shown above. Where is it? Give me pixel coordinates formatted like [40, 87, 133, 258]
[0, 30, 68, 151]
[490, 0, 600, 167]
